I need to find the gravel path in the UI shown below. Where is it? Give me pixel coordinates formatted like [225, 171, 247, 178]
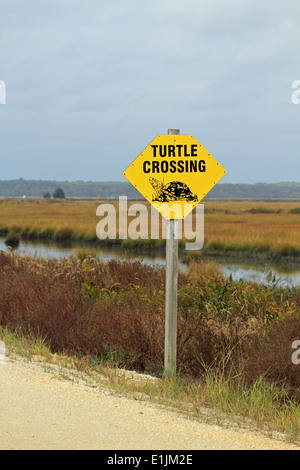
[0, 357, 299, 450]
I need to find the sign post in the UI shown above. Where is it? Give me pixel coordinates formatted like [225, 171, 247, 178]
[123, 130, 226, 376]
[164, 129, 179, 376]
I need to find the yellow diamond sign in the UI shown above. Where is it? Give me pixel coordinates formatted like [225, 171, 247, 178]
[123, 134, 226, 219]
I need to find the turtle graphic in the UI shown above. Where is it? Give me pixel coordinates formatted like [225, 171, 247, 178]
[149, 177, 198, 203]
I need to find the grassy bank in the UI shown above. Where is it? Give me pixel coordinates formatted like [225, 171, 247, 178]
[1, 198, 300, 264]
[0, 253, 299, 441]
[0, 199, 300, 252]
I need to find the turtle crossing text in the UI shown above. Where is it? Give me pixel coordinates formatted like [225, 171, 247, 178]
[143, 143, 206, 174]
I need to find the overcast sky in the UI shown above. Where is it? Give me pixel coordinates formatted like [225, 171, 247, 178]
[0, 0, 299, 184]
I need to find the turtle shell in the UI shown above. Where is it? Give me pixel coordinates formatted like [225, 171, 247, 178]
[161, 181, 198, 202]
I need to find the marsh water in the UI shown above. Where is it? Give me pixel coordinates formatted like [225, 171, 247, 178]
[1, 237, 300, 288]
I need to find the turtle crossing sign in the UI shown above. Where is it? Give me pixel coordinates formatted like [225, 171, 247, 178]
[123, 129, 226, 376]
[123, 133, 226, 219]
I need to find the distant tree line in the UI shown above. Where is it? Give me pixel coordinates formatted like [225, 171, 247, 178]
[0, 179, 300, 199]
[0, 179, 141, 198]
[43, 188, 66, 199]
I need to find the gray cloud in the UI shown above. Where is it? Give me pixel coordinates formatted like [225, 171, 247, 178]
[0, 0, 299, 182]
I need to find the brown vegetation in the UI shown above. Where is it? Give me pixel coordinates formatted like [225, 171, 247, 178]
[0, 252, 299, 399]
[1, 199, 300, 263]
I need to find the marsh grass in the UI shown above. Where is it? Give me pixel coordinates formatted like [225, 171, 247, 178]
[72, 247, 99, 261]
[5, 230, 20, 247]
[1, 327, 52, 361]
[0, 198, 300, 261]
[0, 251, 299, 380]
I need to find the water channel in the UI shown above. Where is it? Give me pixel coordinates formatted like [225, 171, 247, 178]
[1, 237, 300, 288]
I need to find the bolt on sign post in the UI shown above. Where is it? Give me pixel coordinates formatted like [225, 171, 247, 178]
[123, 130, 226, 376]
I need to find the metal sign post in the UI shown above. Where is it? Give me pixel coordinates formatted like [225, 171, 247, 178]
[164, 129, 180, 376]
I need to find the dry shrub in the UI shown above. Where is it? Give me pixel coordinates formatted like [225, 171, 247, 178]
[0, 253, 166, 372]
[187, 256, 221, 279]
[240, 312, 300, 393]
[0, 252, 299, 394]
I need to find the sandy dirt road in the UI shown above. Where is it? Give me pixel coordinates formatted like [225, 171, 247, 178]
[0, 356, 299, 451]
